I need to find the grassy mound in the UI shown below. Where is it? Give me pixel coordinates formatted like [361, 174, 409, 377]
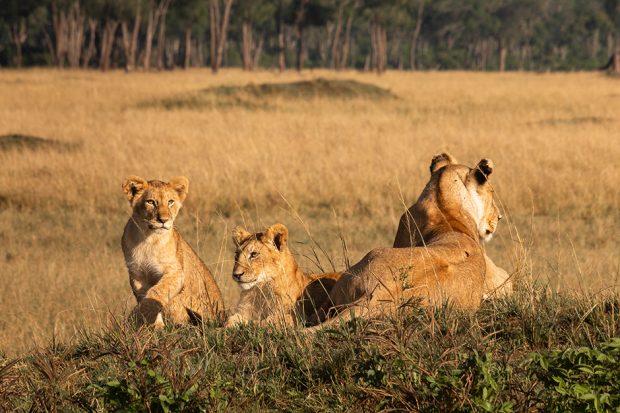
[0, 134, 78, 152]
[142, 78, 396, 111]
[3, 289, 620, 412]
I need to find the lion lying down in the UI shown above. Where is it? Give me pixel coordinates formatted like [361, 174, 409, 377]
[225, 224, 341, 327]
[313, 154, 511, 326]
[393, 153, 512, 298]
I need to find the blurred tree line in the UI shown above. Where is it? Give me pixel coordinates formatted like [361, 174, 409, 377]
[0, 0, 619, 73]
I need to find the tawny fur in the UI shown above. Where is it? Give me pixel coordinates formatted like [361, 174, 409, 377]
[393, 153, 512, 297]
[318, 154, 507, 326]
[121, 175, 224, 328]
[225, 224, 341, 327]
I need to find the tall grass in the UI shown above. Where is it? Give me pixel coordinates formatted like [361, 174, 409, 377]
[0, 69, 618, 357]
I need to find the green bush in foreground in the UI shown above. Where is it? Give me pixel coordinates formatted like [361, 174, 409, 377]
[1, 289, 619, 412]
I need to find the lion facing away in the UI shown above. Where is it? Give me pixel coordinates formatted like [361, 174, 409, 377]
[225, 224, 341, 327]
[393, 153, 512, 297]
[121, 175, 224, 328]
[317, 155, 501, 325]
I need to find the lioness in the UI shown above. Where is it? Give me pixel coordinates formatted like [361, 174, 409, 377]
[121, 176, 224, 328]
[225, 224, 341, 327]
[393, 153, 512, 297]
[319, 156, 501, 324]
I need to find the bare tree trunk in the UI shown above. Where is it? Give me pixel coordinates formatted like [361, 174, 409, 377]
[607, 32, 613, 59]
[210, 0, 219, 71]
[392, 31, 403, 69]
[82, 19, 97, 68]
[370, 22, 377, 71]
[339, 10, 354, 69]
[498, 38, 507, 72]
[379, 25, 387, 73]
[183, 27, 192, 69]
[52, 4, 69, 68]
[615, 33, 620, 74]
[241, 21, 252, 70]
[371, 22, 387, 74]
[99, 19, 119, 71]
[331, 2, 344, 68]
[156, 0, 171, 70]
[9, 19, 27, 68]
[253, 35, 264, 69]
[409, 0, 424, 70]
[143, 4, 155, 70]
[210, 0, 234, 73]
[165, 38, 180, 68]
[66, 2, 84, 68]
[296, 25, 305, 71]
[294, 0, 309, 72]
[277, 0, 286, 72]
[121, 1, 142, 71]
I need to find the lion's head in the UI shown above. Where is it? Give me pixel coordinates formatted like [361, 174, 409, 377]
[231, 224, 296, 291]
[430, 153, 501, 243]
[122, 175, 189, 233]
[394, 153, 502, 247]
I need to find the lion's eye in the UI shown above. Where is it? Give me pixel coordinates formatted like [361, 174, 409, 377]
[249, 251, 259, 259]
[146, 199, 156, 206]
[168, 200, 175, 207]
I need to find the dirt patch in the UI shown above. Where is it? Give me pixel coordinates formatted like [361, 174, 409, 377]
[0, 134, 80, 152]
[141, 78, 396, 111]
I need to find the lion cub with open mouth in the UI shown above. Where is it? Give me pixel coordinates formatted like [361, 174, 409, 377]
[226, 224, 341, 327]
[121, 176, 224, 328]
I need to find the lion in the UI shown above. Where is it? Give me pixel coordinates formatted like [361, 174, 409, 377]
[121, 175, 224, 328]
[225, 224, 341, 327]
[316, 155, 504, 325]
[393, 153, 512, 297]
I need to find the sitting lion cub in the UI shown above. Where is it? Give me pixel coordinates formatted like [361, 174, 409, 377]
[225, 224, 341, 327]
[121, 175, 224, 328]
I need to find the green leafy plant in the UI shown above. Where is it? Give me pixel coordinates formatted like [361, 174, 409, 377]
[529, 338, 620, 413]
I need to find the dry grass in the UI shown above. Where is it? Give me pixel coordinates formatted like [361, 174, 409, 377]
[0, 68, 618, 356]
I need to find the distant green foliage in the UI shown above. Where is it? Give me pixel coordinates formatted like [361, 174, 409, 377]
[1, 0, 619, 70]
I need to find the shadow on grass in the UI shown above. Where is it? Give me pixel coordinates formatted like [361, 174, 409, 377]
[0, 134, 80, 152]
[139, 78, 397, 111]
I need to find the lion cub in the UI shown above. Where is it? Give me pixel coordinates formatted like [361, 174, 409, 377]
[225, 224, 341, 327]
[121, 176, 224, 328]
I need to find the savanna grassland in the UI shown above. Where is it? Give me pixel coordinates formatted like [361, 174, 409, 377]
[0, 69, 619, 411]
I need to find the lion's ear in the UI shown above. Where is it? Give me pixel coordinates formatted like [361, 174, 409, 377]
[168, 176, 189, 202]
[232, 226, 252, 246]
[122, 176, 148, 203]
[265, 223, 289, 252]
[474, 159, 494, 184]
[430, 153, 458, 174]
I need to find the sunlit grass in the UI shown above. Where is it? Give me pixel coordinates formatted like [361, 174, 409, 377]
[0, 68, 618, 356]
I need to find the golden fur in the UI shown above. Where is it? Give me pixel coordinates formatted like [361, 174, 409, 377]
[225, 224, 341, 327]
[318, 154, 504, 325]
[393, 153, 512, 297]
[121, 176, 224, 328]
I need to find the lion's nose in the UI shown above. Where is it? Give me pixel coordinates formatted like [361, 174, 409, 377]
[486, 230, 492, 235]
[233, 272, 244, 281]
